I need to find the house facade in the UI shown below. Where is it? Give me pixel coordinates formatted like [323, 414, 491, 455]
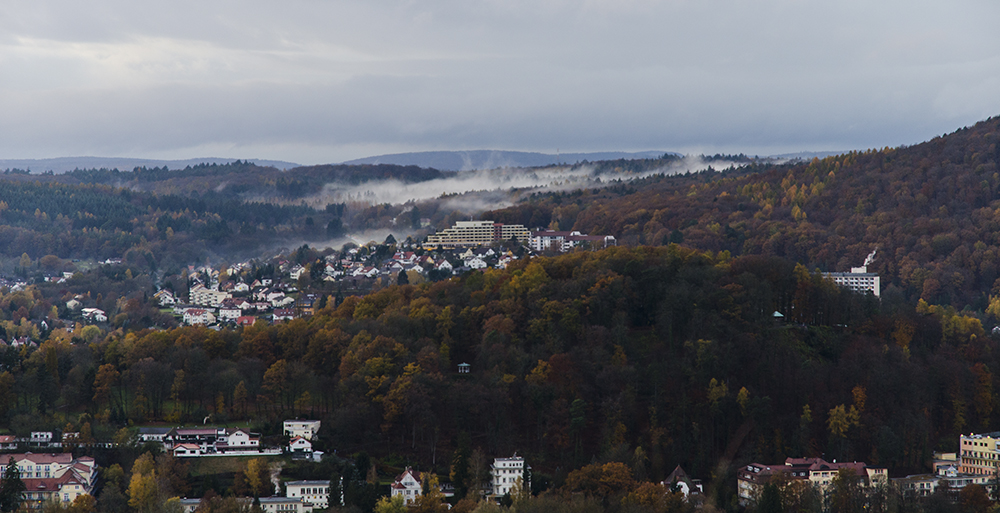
[390, 467, 423, 504]
[737, 457, 886, 507]
[284, 420, 321, 441]
[0, 453, 97, 509]
[285, 480, 330, 509]
[491, 456, 530, 497]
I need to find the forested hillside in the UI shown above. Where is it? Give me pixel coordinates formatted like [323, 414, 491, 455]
[6, 246, 992, 511]
[490, 116, 1000, 309]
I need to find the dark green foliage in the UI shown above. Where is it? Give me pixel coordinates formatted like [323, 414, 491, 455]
[0, 456, 25, 513]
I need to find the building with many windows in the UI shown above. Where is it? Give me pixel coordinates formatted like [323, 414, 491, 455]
[283, 420, 321, 441]
[529, 230, 617, 253]
[960, 432, 1000, 475]
[285, 480, 331, 509]
[425, 221, 531, 248]
[0, 453, 97, 509]
[737, 458, 886, 507]
[822, 266, 881, 297]
[491, 455, 530, 498]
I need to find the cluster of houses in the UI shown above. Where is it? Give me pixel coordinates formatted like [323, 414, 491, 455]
[137, 419, 321, 458]
[391, 454, 531, 505]
[739, 431, 1000, 507]
[149, 243, 532, 328]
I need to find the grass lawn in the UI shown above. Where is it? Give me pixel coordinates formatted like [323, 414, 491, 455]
[187, 455, 283, 477]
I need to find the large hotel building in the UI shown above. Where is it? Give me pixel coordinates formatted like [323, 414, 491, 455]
[424, 221, 531, 248]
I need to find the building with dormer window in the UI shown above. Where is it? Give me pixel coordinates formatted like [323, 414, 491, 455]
[390, 467, 423, 504]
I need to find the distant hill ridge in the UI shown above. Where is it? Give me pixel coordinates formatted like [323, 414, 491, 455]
[0, 156, 300, 173]
[342, 150, 677, 171]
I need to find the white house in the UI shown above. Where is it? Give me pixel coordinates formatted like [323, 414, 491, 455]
[390, 467, 423, 504]
[288, 436, 313, 454]
[217, 428, 259, 451]
[465, 257, 487, 270]
[153, 290, 176, 306]
[172, 443, 203, 457]
[284, 420, 321, 440]
[81, 308, 107, 323]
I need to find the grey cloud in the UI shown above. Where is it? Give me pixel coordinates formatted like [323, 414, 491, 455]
[0, 0, 998, 163]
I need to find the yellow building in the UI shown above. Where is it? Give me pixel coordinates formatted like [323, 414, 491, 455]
[425, 221, 531, 248]
[960, 432, 1000, 475]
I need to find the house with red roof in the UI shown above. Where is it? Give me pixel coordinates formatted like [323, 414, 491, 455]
[390, 467, 423, 504]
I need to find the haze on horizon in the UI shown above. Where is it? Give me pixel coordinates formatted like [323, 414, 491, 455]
[1, 0, 998, 166]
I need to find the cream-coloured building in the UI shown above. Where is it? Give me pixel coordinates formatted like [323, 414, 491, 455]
[425, 221, 531, 248]
[737, 458, 886, 507]
[0, 453, 97, 509]
[189, 284, 232, 308]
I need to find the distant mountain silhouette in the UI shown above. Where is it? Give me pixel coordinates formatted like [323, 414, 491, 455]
[0, 156, 300, 173]
[342, 150, 676, 171]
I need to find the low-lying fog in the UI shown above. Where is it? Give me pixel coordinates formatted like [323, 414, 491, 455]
[302, 156, 741, 211]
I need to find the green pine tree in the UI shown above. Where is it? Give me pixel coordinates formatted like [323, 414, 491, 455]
[0, 457, 25, 513]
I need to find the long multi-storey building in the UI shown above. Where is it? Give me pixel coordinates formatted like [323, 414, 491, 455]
[425, 221, 531, 248]
[822, 266, 881, 297]
[737, 457, 886, 507]
[960, 432, 1000, 475]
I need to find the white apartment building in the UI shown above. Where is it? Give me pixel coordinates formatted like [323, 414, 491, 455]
[285, 480, 330, 509]
[284, 420, 321, 441]
[491, 455, 530, 497]
[822, 266, 881, 297]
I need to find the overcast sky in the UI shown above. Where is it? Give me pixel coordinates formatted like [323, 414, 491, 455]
[1, 0, 998, 165]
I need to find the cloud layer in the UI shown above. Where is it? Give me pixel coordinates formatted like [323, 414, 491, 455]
[1, 1, 998, 163]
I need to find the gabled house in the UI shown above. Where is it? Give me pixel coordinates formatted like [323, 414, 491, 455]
[217, 428, 260, 452]
[288, 436, 312, 453]
[153, 290, 176, 306]
[390, 467, 423, 504]
[273, 309, 296, 322]
[81, 308, 107, 323]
